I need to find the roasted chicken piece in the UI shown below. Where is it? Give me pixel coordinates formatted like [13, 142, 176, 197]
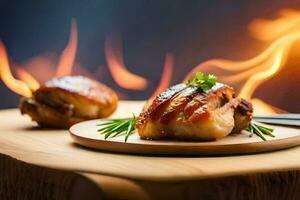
[20, 76, 118, 128]
[136, 83, 253, 140]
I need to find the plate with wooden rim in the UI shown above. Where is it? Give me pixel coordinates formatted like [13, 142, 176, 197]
[69, 119, 300, 156]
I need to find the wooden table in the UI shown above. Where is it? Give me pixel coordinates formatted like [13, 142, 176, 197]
[1, 101, 300, 200]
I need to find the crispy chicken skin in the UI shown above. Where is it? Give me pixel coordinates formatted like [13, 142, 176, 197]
[20, 76, 118, 128]
[136, 83, 253, 141]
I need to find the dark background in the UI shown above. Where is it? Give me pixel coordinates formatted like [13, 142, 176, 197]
[0, 0, 300, 112]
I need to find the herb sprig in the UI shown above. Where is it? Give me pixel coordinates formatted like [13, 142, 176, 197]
[186, 72, 217, 91]
[97, 116, 136, 142]
[246, 122, 274, 141]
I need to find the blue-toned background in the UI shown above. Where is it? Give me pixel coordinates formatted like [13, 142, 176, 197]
[0, 0, 299, 112]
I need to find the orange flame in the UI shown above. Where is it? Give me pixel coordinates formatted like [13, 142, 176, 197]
[150, 53, 174, 99]
[0, 41, 32, 97]
[249, 9, 300, 41]
[56, 19, 78, 76]
[105, 36, 148, 90]
[185, 8, 300, 115]
[0, 19, 86, 98]
[16, 67, 40, 91]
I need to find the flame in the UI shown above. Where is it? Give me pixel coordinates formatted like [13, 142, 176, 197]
[105, 36, 148, 90]
[184, 9, 300, 115]
[249, 9, 300, 41]
[0, 19, 77, 97]
[150, 53, 174, 99]
[0, 41, 32, 97]
[251, 98, 277, 115]
[16, 67, 40, 91]
[56, 19, 78, 76]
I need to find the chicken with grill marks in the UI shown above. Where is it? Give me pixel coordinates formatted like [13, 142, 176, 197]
[136, 83, 253, 141]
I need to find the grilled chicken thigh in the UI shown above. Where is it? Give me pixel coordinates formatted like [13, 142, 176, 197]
[20, 76, 118, 128]
[136, 83, 253, 140]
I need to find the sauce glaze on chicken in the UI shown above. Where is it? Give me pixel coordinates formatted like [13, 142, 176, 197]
[20, 76, 118, 128]
[136, 83, 253, 140]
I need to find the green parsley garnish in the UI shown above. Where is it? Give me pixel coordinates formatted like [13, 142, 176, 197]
[97, 72, 274, 142]
[186, 72, 217, 91]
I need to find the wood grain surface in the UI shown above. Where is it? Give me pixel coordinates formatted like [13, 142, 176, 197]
[1, 101, 300, 182]
[70, 119, 300, 156]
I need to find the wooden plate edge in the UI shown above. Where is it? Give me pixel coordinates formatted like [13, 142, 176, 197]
[69, 125, 300, 156]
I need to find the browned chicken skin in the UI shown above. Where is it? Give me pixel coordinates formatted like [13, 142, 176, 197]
[136, 83, 253, 140]
[20, 76, 118, 128]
